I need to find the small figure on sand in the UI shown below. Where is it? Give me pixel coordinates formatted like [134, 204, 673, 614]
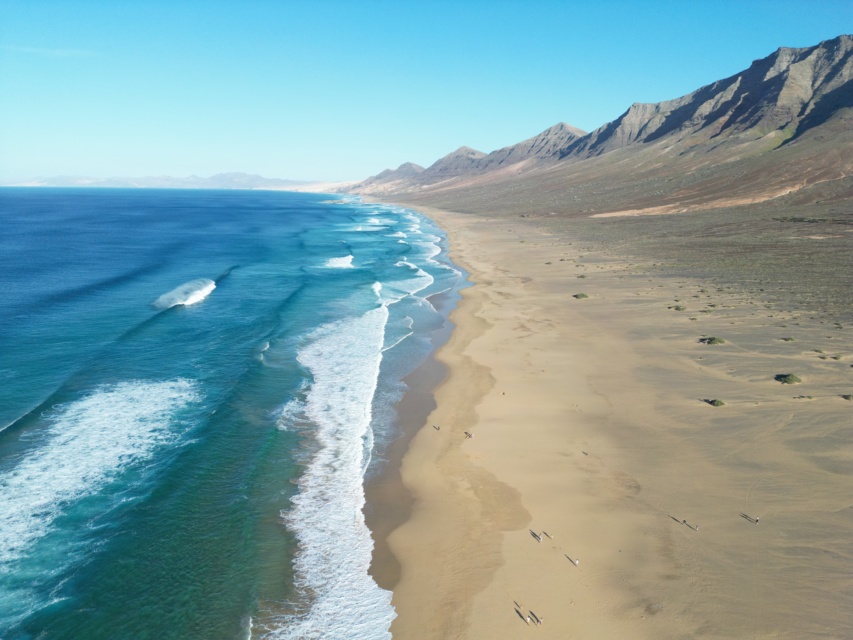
[681, 519, 699, 531]
[433, 424, 440, 430]
[464, 431, 473, 439]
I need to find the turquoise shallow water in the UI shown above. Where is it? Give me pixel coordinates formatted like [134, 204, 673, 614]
[0, 188, 463, 639]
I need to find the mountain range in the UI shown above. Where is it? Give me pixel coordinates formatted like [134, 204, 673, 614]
[4, 172, 309, 190]
[349, 35, 853, 221]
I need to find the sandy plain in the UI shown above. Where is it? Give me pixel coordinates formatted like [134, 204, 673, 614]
[375, 205, 853, 639]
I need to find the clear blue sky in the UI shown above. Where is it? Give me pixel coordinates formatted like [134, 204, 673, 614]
[1, 0, 851, 182]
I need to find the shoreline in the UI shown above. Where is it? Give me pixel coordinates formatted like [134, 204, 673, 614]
[364, 324, 449, 591]
[364, 216, 467, 592]
[369, 204, 853, 638]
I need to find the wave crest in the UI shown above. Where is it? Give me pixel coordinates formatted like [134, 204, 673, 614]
[324, 256, 354, 269]
[152, 278, 216, 310]
[0, 379, 201, 565]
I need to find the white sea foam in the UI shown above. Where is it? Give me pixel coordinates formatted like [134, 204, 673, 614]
[373, 261, 434, 307]
[365, 217, 396, 226]
[152, 278, 216, 310]
[382, 316, 414, 353]
[264, 308, 395, 639]
[418, 241, 442, 262]
[350, 216, 394, 231]
[0, 379, 200, 565]
[402, 213, 421, 231]
[324, 256, 354, 269]
[275, 384, 312, 433]
[386, 231, 406, 238]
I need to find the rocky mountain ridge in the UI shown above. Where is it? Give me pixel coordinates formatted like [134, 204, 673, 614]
[560, 34, 853, 160]
[351, 34, 853, 203]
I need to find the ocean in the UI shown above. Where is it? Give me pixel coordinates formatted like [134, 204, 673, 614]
[0, 188, 464, 639]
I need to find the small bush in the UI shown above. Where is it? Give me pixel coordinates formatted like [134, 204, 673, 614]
[573, 293, 588, 299]
[781, 337, 796, 342]
[672, 305, 686, 311]
[704, 399, 725, 407]
[775, 373, 802, 384]
[841, 394, 853, 401]
[699, 337, 726, 345]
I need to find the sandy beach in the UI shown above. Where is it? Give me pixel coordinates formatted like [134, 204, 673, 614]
[373, 206, 853, 639]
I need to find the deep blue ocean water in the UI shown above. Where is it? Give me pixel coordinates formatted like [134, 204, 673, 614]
[0, 188, 463, 639]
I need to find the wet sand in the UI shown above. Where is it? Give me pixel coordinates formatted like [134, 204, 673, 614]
[377, 206, 853, 639]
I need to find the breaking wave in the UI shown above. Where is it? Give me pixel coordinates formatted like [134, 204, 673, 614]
[264, 307, 395, 639]
[0, 379, 201, 566]
[152, 278, 216, 310]
[324, 256, 354, 269]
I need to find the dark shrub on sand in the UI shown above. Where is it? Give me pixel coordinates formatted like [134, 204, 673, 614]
[775, 373, 802, 384]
